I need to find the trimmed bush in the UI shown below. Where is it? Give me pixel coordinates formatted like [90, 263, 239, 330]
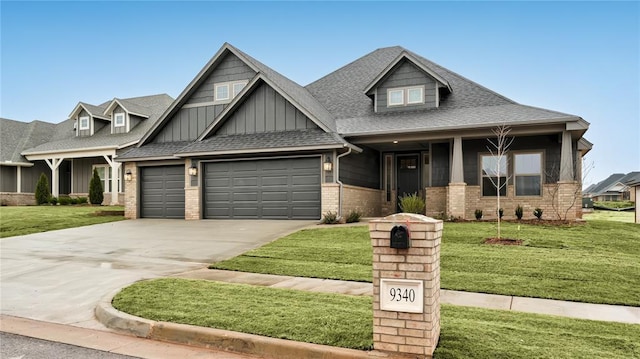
[77, 197, 88, 204]
[69, 197, 79, 205]
[398, 193, 425, 214]
[35, 173, 50, 205]
[89, 168, 104, 205]
[321, 211, 340, 224]
[345, 210, 362, 223]
[49, 196, 58, 205]
[474, 209, 483, 220]
[59, 196, 71, 205]
[515, 205, 524, 220]
[534, 208, 543, 220]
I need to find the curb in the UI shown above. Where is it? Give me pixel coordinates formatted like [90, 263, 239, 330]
[95, 290, 401, 359]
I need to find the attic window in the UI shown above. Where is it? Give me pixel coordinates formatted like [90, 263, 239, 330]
[387, 86, 425, 107]
[79, 116, 90, 130]
[114, 113, 125, 127]
[214, 80, 248, 104]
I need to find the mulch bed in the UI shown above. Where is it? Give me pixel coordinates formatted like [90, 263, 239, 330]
[484, 237, 523, 245]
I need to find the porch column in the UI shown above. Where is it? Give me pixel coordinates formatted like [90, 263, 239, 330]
[447, 137, 466, 219]
[16, 166, 22, 193]
[44, 158, 64, 197]
[103, 155, 121, 205]
[560, 131, 574, 181]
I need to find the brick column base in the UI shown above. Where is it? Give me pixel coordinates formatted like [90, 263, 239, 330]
[124, 162, 138, 219]
[321, 183, 340, 216]
[184, 187, 200, 220]
[556, 181, 580, 221]
[447, 183, 466, 220]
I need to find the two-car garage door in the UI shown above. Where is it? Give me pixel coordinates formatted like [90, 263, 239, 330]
[203, 157, 321, 219]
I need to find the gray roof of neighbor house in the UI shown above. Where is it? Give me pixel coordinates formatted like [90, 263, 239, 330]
[306, 46, 584, 136]
[0, 118, 57, 164]
[620, 171, 640, 186]
[22, 94, 173, 155]
[585, 173, 627, 196]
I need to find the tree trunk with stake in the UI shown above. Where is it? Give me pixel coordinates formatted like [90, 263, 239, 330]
[487, 125, 514, 239]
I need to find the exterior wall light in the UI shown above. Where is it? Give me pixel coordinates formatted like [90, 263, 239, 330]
[188, 166, 198, 176]
[323, 157, 333, 172]
[125, 170, 132, 181]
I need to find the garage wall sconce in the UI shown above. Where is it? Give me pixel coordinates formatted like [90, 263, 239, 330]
[188, 166, 198, 176]
[125, 170, 132, 181]
[323, 157, 333, 172]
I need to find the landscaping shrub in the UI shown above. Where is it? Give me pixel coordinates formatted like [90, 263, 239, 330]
[58, 196, 71, 205]
[515, 205, 524, 220]
[48, 196, 58, 205]
[77, 197, 88, 204]
[533, 207, 543, 220]
[69, 197, 79, 205]
[398, 193, 425, 214]
[35, 173, 50, 205]
[474, 209, 483, 220]
[345, 210, 362, 223]
[89, 168, 104, 205]
[321, 211, 340, 224]
[498, 208, 504, 219]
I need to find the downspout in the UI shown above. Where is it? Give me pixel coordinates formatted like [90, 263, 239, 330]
[335, 147, 352, 219]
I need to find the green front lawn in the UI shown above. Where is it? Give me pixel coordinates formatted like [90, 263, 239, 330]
[0, 205, 125, 238]
[583, 210, 635, 223]
[211, 220, 640, 306]
[113, 278, 640, 358]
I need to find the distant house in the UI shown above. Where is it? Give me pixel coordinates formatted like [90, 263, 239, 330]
[584, 172, 640, 202]
[625, 178, 640, 223]
[0, 95, 173, 205]
[116, 43, 592, 221]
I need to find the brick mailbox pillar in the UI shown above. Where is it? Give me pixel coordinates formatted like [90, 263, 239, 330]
[369, 213, 442, 358]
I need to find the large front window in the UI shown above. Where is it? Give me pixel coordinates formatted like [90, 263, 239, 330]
[481, 155, 507, 196]
[515, 153, 542, 196]
[93, 165, 122, 193]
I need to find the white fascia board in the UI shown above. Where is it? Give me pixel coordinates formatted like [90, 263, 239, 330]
[116, 155, 181, 162]
[175, 143, 346, 158]
[1, 161, 34, 167]
[24, 147, 117, 160]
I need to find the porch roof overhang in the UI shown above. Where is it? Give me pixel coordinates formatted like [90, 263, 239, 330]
[23, 146, 118, 161]
[1, 161, 34, 167]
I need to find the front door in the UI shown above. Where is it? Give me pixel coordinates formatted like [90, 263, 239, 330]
[396, 154, 421, 211]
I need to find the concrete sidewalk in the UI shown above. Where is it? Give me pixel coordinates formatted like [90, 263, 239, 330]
[174, 269, 640, 324]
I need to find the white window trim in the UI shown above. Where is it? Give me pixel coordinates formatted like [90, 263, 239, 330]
[214, 80, 249, 104]
[79, 116, 90, 130]
[387, 86, 425, 107]
[114, 113, 125, 128]
[92, 164, 122, 193]
[514, 151, 544, 197]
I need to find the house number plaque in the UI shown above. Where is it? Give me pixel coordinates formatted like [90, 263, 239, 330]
[380, 279, 424, 313]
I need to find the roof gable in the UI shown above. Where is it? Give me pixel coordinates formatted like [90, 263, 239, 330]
[364, 51, 452, 94]
[69, 102, 109, 121]
[103, 98, 150, 118]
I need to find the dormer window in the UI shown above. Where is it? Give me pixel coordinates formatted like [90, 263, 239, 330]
[214, 80, 248, 104]
[79, 116, 90, 130]
[114, 113, 125, 127]
[387, 86, 425, 107]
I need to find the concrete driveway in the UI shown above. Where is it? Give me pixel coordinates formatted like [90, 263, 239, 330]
[0, 219, 313, 328]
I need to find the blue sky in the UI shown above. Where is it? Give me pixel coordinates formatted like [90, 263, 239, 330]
[1, 1, 638, 186]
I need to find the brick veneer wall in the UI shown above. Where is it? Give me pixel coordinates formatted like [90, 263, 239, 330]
[124, 162, 138, 219]
[184, 187, 200, 220]
[342, 184, 382, 217]
[425, 187, 446, 218]
[370, 213, 442, 358]
[0, 192, 36, 206]
[321, 183, 340, 216]
[446, 183, 466, 219]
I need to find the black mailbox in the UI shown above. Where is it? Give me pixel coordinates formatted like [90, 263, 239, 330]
[390, 225, 410, 249]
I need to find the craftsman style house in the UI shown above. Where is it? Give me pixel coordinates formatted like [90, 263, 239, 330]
[117, 43, 591, 220]
[0, 95, 173, 205]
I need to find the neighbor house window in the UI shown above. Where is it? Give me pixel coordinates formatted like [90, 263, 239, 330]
[214, 80, 249, 104]
[114, 113, 125, 127]
[481, 154, 507, 196]
[387, 86, 424, 107]
[514, 153, 542, 196]
[79, 116, 90, 130]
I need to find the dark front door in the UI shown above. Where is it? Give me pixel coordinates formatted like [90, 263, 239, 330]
[396, 154, 421, 211]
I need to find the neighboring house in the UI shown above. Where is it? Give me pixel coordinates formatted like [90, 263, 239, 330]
[584, 172, 640, 202]
[625, 179, 640, 224]
[118, 43, 591, 221]
[0, 118, 57, 205]
[0, 94, 173, 205]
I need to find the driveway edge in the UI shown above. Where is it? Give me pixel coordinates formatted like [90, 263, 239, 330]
[96, 290, 395, 359]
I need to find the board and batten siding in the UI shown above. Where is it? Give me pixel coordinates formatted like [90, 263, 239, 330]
[0, 166, 17, 192]
[375, 60, 437, 113]
[129, 114, 143, 131]
[72, 158, 107, 193]
[78, 109, 91, 137]
[216, 83, 317, 136]
[112, 105, 127, 134]
[153, 53, 257, 143]
[431, 142, 450, 187]
[338, 146, 380, 189]
[21, 162, 51, 193]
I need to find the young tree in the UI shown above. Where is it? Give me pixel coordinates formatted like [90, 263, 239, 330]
[486, 125, 514, 239]
[546, 157, 594, 220]
[35, 173, 50, 205]
[89, 168, 104, 205]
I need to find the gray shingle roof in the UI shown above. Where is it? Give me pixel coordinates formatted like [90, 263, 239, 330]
[22, 94, 173, 155]
[117, 141, 193, 160]
[306, 46, 581, 136]
[112, 98, 152, 117]
[177, 129, 345, 156]
[586, 173, 626, 195]
[79, 102, 109, 119]
[0, 118, 57, 163]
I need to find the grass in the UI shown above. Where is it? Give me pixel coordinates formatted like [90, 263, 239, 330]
[583, 210, 634, 223]
[211, 220, 640, 306]
[113, 278, 640, 358]
[0, 205, 125, 238]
